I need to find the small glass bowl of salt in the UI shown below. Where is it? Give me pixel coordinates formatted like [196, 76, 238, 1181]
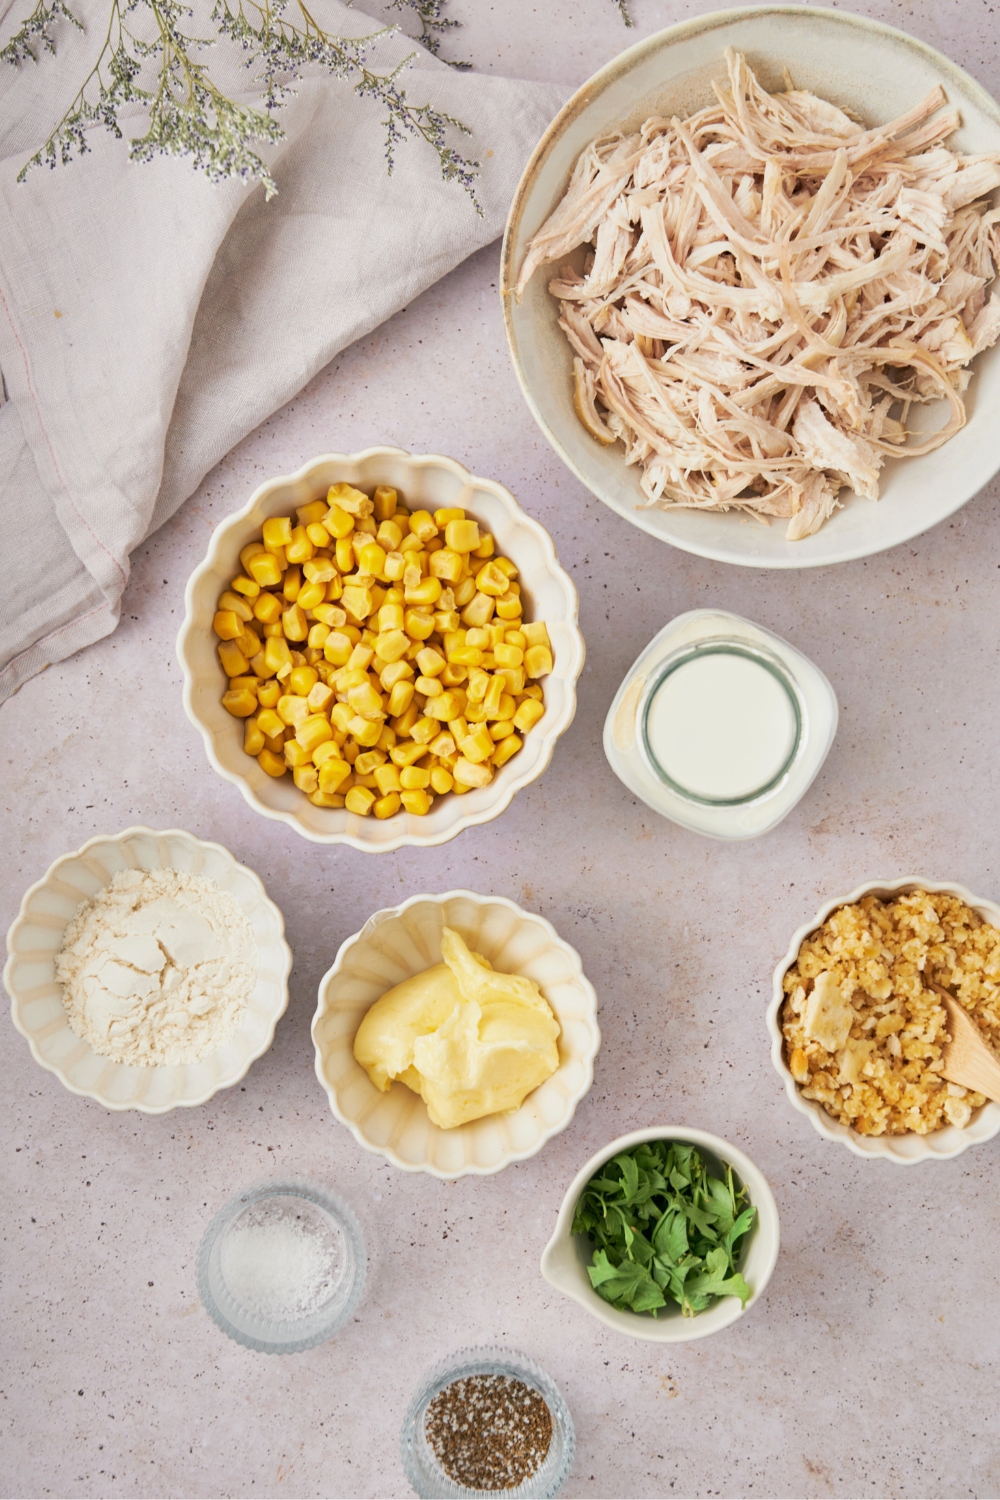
[196, 1180, 365, 1353]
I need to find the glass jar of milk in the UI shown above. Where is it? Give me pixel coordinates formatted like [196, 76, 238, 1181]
[603, 610, 838, 840]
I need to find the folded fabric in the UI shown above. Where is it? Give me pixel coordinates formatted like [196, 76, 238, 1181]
[0, 0, 566, 701]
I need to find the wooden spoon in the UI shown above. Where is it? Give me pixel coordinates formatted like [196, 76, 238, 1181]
[928, 981, 1000, 1102]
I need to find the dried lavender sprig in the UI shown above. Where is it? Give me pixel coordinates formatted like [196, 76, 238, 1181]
[387, 0, 469, 69]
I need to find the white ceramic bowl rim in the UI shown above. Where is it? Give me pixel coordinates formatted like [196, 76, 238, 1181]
[541, 1125, 780, 1343]
[501, 5, 1000, 569]
[4, 825, 292, 1113]
[767, 876, 1000, 1162]
[177, 448, 585, 851]
[311, 889, 600, 1178]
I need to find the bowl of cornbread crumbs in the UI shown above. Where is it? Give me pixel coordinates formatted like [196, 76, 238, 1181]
[177, 449, 584, 851]
[768, 879, 1000, 1162]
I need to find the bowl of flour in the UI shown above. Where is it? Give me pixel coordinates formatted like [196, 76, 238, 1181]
[4, 827, 292, 1111]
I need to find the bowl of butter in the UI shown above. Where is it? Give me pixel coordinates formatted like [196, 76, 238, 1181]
[311, 891, 600, 1177]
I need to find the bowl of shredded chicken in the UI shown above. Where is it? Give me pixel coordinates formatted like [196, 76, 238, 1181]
[503, 10, 1000, 566]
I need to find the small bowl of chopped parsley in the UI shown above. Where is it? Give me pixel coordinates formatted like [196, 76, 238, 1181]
[541, 1127, 779, 1342]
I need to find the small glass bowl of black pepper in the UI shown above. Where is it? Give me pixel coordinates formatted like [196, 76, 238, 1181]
[401, 1346, 575, 1499]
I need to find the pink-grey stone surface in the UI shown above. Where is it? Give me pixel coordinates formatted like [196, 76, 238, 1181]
[3, 3, 1000, 1496]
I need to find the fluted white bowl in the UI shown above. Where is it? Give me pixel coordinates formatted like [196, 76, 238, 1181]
[177, 449, 584, 851]
[312, 891, 600, 1178]
[768, 877, 1000, 1162]
[502, 6, 1000, 568]
[4, 827, 292, 1113]
[541, 1127, 779, 1343]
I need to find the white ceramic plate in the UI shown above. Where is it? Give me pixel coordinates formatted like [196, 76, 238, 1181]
[768, 877, 1000, 1162]
[311, 891, 600, 1178]
[4, 827, 292, 1112]
[540, 1127, 780, 1342]
[177, 449, 585, 850]
[502, 5, 1000, 568]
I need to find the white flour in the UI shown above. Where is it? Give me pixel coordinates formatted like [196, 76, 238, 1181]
[55, 868, 257, 1066]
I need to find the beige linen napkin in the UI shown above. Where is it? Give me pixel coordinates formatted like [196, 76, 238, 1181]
[0, 0, 565, 701]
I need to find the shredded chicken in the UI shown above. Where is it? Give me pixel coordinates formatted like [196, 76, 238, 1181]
[514, 51, 1000, 538]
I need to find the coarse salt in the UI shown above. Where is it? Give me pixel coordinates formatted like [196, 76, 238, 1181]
[219, 1203, 340, 1321]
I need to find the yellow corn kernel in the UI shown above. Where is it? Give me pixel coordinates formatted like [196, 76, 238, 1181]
[410, 716, 439, 745]
[458, 726, 493, 764]
[495, 666, 525, 697]
[293, 764, 319, 794]
[247, 552, 283, 587]
[404, 575, 442, 607]
[243, 717, 266, 756]
[257, 680, 282, 710]
[222, 687, 257, 717]
[296, 715, 334, 754]
[390, 741, 428, 768]
[352, 750, 385, 778]
[288, 665, 318, 696]
[494, 642, 524, 668]
[404, 609, 435, 641]
[440, 663, 468, 687]
[347, 681, 385, 720]
[491, 733, 522, 768]
[342, 585, 374, 622]
[504, 628, 527, 648]
[464, 701, 489, 724]
[495, 592, 522, 620]
[345, 786, 376, 816]
[279, 567, 299, 603]
[445, 519, 480, 552]
[494, 692, 516, 722]
[295, 499, 328, 526]
[351, 771, 378, 790]
[397, 764, 430, 790]
[405, 509, 437, 543]
[521, 621, 549, 647]
[512, 698, 545, 732]
[426, 730, 454, 758]
[413, 645, 445, 677]
[317, 757, 352, 793]
[387, 680, 415, 717]
[327, 482, 372, 517]
[285, 525, 315, 564]
[263, 732, 285, 754]
[391, 700, 420, 738]
[461, 591, 495, 628]
[294, 581, 324, 613]
[229, 573, 260, 599]
[421, 691, 463, 722]
[236, 622, 261, 657]
[308, 789, 345, 808]
[379, 659, 413, 692]
[332, 535, 353, 573]
[261, 516, 292, 549]
[277, 694, 310, 727]
[383, 551, 406, 581]
[257, 748, 287, 778]
[378, 602, 405, 632]
[488, 720, 515, 741]
[400, 788, 433, 816]
[434, 609, 462, 634]
[474, 561, 508, 597]
[452, 757, 491, 789]
[358, 541, 387, 576]
[426, 766, 451, 795]
[256, 708, 285, 740]
[525, 644, 553, 678]
[346, 644, 374, 673]
[313, 603, 347, 628]
[307, 681, 335, 714]
[414, 675, 442, 698]
[368, 791, 399, 820]
[318, 502, 351, 540]
[371, 763, 401, 796]
[328, 700, 353, 734]
[323, 631, 353, 667]
[480, 674, 503, 718]
[311, 738, 342, 765]
[213, 609, 242, 641]
[375, 520, 403, 554]
[218, 640, 248, 677]
[453, 578, 477, 608]
[348, 715, 383, 747]
[218, 590, 254, 622]
[251, 592, 282, 627]
[521, 683, 544, 701]
[370, 484, 396, 520]
[472, 532, 495, 559]
[304, 522, 331, 550]
[375, 628, 409, 664]
[281, 604, 307, 642]
[283, 740, 312, 769]
[308, 623, 331, 650]
[448, 644, 483, 668]
[240, 541, 267, 571]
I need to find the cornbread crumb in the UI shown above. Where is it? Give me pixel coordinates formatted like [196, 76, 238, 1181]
[782, 891, 1000, 1135]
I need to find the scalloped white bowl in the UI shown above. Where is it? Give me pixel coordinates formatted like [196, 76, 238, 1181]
[311, 891, 600, 1178]
[177, 449, 585, 851]
[541, 1127, 780, 1343]
[4, 827, 292, 1113]
[768, 877, 1000, 1163]
[502, 6, 1000, 569]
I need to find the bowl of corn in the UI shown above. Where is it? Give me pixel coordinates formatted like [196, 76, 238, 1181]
[177, 449, 584, 850]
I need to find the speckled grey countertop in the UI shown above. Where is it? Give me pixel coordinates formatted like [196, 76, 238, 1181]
[4, 3, 1000, 1496]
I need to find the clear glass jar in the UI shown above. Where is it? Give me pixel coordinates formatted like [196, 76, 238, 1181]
[400, 1346, 575, 1499]
[196, 1179, 366, 1354]
[604, 609, 838, 840]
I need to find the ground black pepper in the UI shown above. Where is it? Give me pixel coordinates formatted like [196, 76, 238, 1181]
[424, 1373, 553, 1491]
